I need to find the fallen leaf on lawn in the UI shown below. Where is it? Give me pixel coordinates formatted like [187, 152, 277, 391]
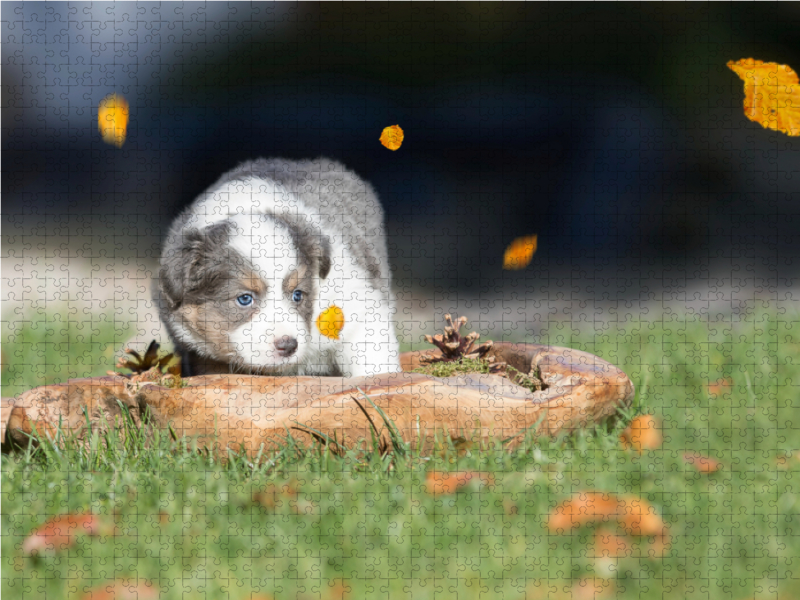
[22, 513, 114, 555]
[777, 451, 800, 468]
[547, 491, 622, 531]
[707, 378, 732, 396]
[619, 415, 662, 452]
[327, 578, 351, 599]
[253, 480, 299, 510]
[683, 452, 722, 473]
[502, 235, 538, 270]
[80, 579, 158, 600]
[549, 492, 669, 536]
[379, 124, 404, 150]
[425, 470, 494, 495]
[618, 497, 667, 537]
[98, 93, 129, 147]
[316, 305, 345, 340]
[727, 59, 800, 136]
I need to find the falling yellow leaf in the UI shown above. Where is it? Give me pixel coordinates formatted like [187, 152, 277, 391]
[379, 124, 404, 150]
[98, 93, 129, 147]
[502, 235, 538, 270]
[727, 59, 800, 136]
[316, 305, 345, 340]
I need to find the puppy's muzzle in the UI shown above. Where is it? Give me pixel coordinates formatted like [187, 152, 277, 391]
[274, 336, 298, 358]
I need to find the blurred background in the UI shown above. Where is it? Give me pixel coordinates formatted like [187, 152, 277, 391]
[4, 2, 800, 372]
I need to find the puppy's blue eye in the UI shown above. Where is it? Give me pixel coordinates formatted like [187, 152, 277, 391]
[236, 294, 254, 307]
[292, 290, 303, 303]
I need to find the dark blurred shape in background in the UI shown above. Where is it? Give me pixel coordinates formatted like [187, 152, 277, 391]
[4, 2, 800, 297]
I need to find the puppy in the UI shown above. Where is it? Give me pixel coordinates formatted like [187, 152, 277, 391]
[155, 157, 401, 377]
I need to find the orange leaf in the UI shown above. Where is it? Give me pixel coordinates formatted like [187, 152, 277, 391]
[326, 578, 351, 600]
[619, 415, 662, 452]
[547, 492, 622, 531]
[425, 470, 494, 495]
[502, 235, 538, 270]
[548, 493, 669, 543]
[707, 378, 732, 396]
[252, 481, 298, 509]
[316, 305, 345, 340]
[22, 513, 113, 555]
[618, 497, 667, 537]
[98, 93, 129, 147]
[727, 59, 800, 136]
[777, 451, 800, 468]
[379, 124, 404, 150]
[683, 452, 722, 474]
[80, 579, 159, 600]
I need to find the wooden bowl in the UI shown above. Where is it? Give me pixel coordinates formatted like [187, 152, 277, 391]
[2, 343, 634, 456]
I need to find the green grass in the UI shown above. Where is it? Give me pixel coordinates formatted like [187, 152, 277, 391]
[2, 306, 133, 397]
[3, 305, 800, 599]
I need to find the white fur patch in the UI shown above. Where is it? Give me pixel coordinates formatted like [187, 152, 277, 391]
[188, 177, 313, 230]
[225, 215, 313, 371]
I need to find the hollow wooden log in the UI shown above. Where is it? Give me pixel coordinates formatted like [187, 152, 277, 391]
[2, 343, 634, 456]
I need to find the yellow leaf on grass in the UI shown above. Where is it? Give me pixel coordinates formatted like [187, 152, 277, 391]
[316, 305, 345, 340]
[727, 59, 800, 136]
[22, 513, 114, 556]
[379, 124, 404, 150]
[707, 378, 732, 396]
[425, 470, 494, 495]
[683, 452, 722, 474]
[502, 235, 538, 270]
[619, 415, 662, 453]
[98, 93, 129, 147]
[547, 491, 622, 532]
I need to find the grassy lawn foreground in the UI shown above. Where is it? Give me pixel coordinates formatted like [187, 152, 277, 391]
[2, 306, 800, 599]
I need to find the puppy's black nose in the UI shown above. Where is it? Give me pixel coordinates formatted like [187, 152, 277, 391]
[274, 336, 298, 357]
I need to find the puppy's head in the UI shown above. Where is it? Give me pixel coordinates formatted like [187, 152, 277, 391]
[158, 214, 331, 372]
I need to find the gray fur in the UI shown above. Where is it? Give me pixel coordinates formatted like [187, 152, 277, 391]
[206, 157, 390, 291]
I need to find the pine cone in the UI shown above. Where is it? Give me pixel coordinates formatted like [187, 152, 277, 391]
[420, 314, 506, 373]
[109, 340, 179, 378]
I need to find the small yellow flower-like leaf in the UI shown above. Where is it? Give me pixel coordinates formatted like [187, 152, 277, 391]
[316, 305, 345, 340]
[379, 124, 404, 150]
[502, 235, 538, 270]
[98, 93, 129, 147]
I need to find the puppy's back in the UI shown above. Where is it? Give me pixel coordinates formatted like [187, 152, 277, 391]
[205, 157, 391, 285]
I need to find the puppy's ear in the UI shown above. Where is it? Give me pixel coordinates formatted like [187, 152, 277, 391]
[159, 221, 231, 308]
[315, 234, 332, 280]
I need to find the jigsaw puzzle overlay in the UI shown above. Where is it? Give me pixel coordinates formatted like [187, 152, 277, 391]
[3, 4, 800, 600]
